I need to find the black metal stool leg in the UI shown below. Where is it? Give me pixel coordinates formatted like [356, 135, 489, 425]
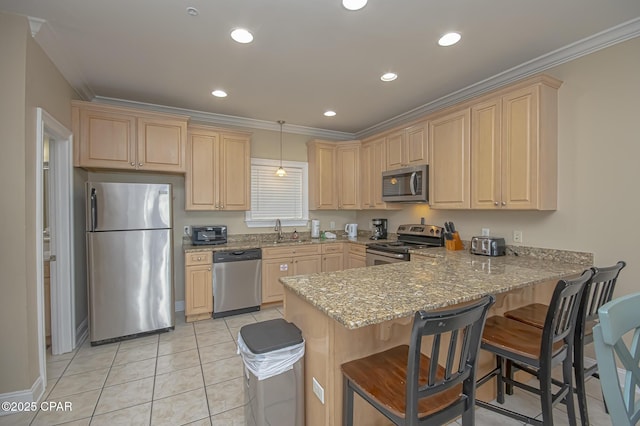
[343, 379, 354, 426]
[496, 355, 505, 404]
[574, 342, 590, 426]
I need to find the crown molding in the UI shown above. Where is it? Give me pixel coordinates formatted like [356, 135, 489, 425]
[355, 17, 640, 139]
[93, 96, 356, 140]
[27, 16, 45, 37]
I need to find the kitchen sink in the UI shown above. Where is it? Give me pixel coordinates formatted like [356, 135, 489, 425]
[273, 239, 308, 244]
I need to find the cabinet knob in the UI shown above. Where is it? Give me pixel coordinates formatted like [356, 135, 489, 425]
[494, 201, 499, 206]
[130, 162, 135, 166]
[207, 267, 211, 271]
[138, 163, 143, 167]
[220, 204, 224, 209]
[501, 201, 506, 206]
[197, 256, 202, 261]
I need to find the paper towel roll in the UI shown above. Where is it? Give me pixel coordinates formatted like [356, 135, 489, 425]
[311, 219, 320, 238]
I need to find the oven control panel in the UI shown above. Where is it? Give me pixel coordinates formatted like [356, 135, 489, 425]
[397, 224, 443, 237]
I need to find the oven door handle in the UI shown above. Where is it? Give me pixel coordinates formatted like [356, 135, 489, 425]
[366, 249, 407, 259]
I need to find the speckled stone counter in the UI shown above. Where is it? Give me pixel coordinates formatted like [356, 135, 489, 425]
[280, 250, 589, 329]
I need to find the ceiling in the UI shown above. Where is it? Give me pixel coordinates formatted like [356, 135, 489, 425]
[1, 0, 640, 138]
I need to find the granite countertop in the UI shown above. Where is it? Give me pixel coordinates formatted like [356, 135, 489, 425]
[280, 250, 590, 330]
[183, 235, 387, 253]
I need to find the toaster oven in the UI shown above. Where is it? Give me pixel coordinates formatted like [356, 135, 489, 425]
[191, 225, 227, 245]
[470, 236, 506, 257]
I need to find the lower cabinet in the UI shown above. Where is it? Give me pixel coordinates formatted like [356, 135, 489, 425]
[262, 245, 322, 304]
[346, 243, 367, 269]
[184, 252, 213, 322]
[322, 243, 345, 272]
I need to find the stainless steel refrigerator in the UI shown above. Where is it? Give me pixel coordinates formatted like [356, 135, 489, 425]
[86, 182, 174, 345]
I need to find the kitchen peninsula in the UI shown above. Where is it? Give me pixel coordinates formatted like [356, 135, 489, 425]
[281, 248, 591, 426]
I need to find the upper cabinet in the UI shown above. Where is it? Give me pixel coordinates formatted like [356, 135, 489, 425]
[360, 137, 400, 210]
[308, 140, 361, 210]
[428, 108, 471, 209]
[72, 101, 188, 173]
[185, 125, 251, 211]
[471, 78, 560, 210]
[385, 121, 428, 170]
[427, 74, 561, 210]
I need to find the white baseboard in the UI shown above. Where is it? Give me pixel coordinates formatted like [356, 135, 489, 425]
[175, 300, 185, 312]
[0, 376, 44, 416]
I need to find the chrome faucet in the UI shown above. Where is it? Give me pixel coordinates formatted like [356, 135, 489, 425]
[274, 219, 283, 241]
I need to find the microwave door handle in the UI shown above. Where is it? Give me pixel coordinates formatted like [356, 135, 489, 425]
[409, 172, 417, 195]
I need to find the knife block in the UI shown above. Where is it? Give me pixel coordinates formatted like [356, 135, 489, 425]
[445, 232, 465, 251]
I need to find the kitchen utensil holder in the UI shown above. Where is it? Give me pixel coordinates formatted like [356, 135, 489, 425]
[446, 232, 465, 251]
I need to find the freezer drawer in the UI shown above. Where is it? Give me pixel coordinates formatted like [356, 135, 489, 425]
[87, 229, 174, 343]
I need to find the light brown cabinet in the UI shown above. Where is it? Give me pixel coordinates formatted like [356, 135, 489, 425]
[385, 122, 428, 170]
[361, 137, 399, 210]
[72, 101, 188, 173]
[321, 243, 345, 272]
[346, 243, 367, 269]
[184, 252, 213, 322]
[428, 108, 471, 209]
[308, 140, 361, 210]
[261, 245, 322, 304]
[471, 77, 560, 210]
[185, 125, 251, 211]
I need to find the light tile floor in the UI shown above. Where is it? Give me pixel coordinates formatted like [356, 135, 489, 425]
[0, 305, 610, 425]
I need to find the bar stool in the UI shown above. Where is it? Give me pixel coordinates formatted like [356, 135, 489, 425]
[504, 261, 626, 425]
[341, 295, 494, 426]
[476, 270, 592, 426]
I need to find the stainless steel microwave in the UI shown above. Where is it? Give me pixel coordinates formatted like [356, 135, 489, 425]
[382, 165, 429, 203]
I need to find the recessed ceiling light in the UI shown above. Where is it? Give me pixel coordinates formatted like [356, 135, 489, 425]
[231, 28, 254, 44]
[211, 90, 227, 98]
[380, 72, 398, 82]
[438, 32, 461, 47]
[342, 0, 368, 11]
[186, 7, 199, 17]
[324, 110, 337, 117]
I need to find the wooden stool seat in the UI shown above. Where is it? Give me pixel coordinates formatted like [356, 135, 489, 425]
[482, 316, 564, 362]
[504, 302, 547, 328]
[342, 345, 462, 419]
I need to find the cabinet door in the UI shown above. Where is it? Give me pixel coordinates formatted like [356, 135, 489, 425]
[346, 254, 366, 269]
[406, 122, 428, 166]
[78, 108, 136, 169]
[262, 258, 292, 304]
[385, 131, 405, 170]
[185, 264, 213, 321]
[220, 133, 251, 210]
[501, 86, 538, 209]
[186, 130, 217, 210]
[322, 252, 344, 272]
[293, 255, 322, 275]
[471, 98, 502, 209]
[308, 142, 338, 210]
[137, 117, 187, 172]
[360, 142, 373, 209]
[429, 108, 471, 209]
[337, 143, 360, 209]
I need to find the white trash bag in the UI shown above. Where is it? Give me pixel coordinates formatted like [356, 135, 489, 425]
[237, 332, 305, 381]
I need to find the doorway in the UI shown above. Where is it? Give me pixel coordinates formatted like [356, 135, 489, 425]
[35, 108, 75, 390]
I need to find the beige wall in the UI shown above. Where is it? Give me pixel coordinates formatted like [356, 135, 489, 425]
[357, 35, 640, 300]
[0, 12, 79, 395]
[88, 128, 356, 303]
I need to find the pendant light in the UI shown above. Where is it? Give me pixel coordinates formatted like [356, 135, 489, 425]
[276, 120, 287, 177]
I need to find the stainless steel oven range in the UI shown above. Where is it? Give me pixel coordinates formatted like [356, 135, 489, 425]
[366, 224, 444, 266]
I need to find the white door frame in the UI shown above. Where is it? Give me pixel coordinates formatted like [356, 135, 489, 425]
[35, 108, 75, 387]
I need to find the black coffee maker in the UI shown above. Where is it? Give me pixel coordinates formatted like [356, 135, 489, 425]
[370, 218, 388, 240]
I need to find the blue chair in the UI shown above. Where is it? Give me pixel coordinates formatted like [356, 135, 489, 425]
[593, 292, 640, 425]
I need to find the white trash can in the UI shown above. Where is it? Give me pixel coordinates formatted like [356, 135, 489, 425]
[238, 318, 305, 426]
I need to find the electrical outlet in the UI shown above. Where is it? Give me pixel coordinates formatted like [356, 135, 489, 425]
[329, 221, 335, 230]
[513, 230, 523, 243]
[481, 228, 490, 236]
[183, 225, 191, 236]
[312, 377, 325, 404]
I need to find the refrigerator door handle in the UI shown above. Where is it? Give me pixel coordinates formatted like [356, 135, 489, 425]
[90, 188, 98, 231]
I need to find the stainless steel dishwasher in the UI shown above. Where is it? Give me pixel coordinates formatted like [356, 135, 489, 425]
[212, 248, 262, 318]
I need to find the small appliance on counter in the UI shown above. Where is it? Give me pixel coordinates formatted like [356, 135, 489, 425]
[370, 218, 388, 240]
[345, 223, 358, 238]
[470, 236, 506, 257]
[191, 225, 227, 245]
